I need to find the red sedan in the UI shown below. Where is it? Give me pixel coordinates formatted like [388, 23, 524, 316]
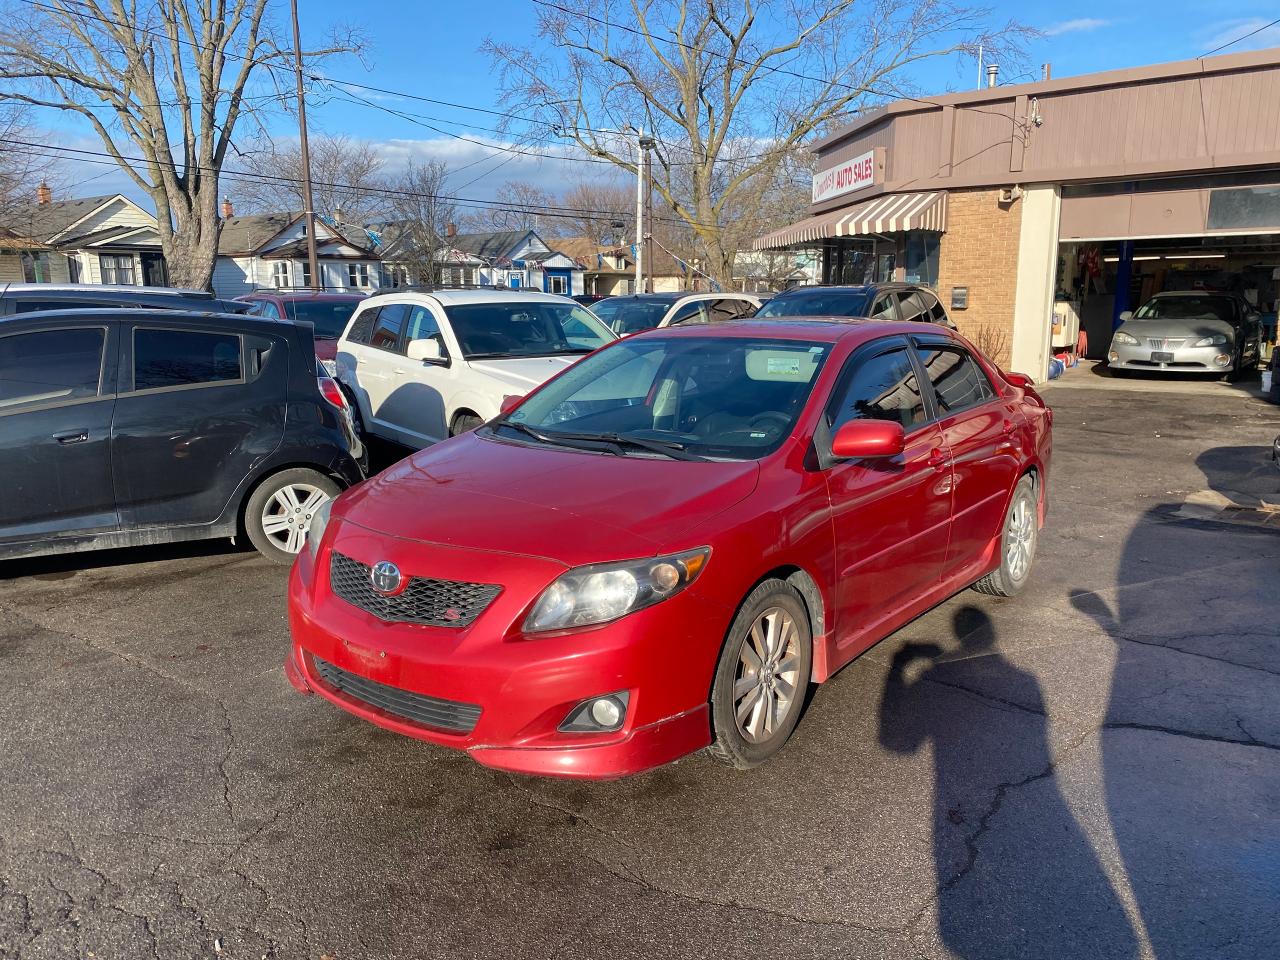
[286, 320, 1051, 778]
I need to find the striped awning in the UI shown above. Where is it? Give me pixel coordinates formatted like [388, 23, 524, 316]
[754, 192, 947, 250]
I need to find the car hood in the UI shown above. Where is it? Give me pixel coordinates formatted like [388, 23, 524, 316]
[335, 432, 761, 567]
[464, 355, 581, 391]
[1118, 316, 1236, 341]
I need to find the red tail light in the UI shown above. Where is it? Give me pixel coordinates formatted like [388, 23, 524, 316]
[317, 376, 348, 412]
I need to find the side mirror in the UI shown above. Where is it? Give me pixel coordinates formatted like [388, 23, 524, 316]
[1005, 372, 1036, 388]
[406, 338, 445, 364]
[831, 419, 905, 460]
[499, 394, 523, 415]
[1118, 310, 1133, 322]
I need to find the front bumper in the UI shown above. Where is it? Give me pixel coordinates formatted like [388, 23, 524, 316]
[1107, 339, 1234, 373]
[286, 525, 724, 779]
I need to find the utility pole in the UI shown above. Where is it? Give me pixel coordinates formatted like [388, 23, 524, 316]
[643, 142, 654, 294]
[290, 0, 320, 291]
[632, 128, 656, 294]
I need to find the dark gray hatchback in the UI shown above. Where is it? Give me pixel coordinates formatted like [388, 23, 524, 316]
[0, 309, 365, 565]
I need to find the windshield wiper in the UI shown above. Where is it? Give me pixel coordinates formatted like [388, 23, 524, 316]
[495, 422, 706, 461]
[546, 430, 708, 462]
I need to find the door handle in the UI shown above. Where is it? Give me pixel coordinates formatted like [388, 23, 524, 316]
[926, 449, 950, 469]
[54, 430, 89, 445]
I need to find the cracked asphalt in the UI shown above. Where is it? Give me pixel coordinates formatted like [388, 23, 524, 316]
[2, 377, 1278, 960]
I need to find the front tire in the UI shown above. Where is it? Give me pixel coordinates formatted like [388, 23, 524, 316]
[708, 580, 813, 769]
[450, 411, 484, 436]
[972, 475, 1038, 598]
[244, 468, 341, 565]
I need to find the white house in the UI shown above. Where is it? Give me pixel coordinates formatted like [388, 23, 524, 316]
[449, 229, 585, 295]
[212, 204, 384, 298]
[0, 188, 167, 286]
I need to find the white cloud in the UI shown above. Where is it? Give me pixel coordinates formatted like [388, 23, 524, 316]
[1044, 18, 1111, 37]
[1201, 18, 1280, 55]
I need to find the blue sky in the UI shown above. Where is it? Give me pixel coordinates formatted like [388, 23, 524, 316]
[38, 0, 1280, 210]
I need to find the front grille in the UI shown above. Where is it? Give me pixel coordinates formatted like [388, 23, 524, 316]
[312, 656, 482, 733]
[328, 552, 501, 627]
[1147, 338, 1187, 349]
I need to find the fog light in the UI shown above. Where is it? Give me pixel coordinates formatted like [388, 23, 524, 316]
[1108, 351, 1119, 363]
[1214, 354, 1231, 367]
[559, 691, 630, 732]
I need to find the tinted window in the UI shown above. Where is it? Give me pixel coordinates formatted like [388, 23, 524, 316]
[443, 302, 613, 358]
[923, 293, 950, 326]
[708, 298, 755, 322]
[345, 307, 377, 345]
[134, 329, 241, 391]
[755, 289, 871, 318]
[258, 301, 284, 320]
[285, 300, 358, 337]
[14, 299, 78, 313]
[831, 347, 926, 431]
[917, 344, 994, 414]
[369, 304, 409, 352]
[870, 295, 897, 320]
[0, 328, 104, 409]
[592, 297, 677, 334]
[667, 300, 709, 325]
[897, 291, 929, 322]
[505, 336, 830, 460]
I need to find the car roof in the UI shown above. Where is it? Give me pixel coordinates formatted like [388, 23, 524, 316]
[239, 291, 366, 302]
[357, 288, 576, 307]
[599, 292, 685, 302]
[0, 306, 284, 328]
[630, 317, 948, 345]
[0, 283, 217, 299]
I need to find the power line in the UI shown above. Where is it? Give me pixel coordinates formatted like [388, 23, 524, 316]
[1200, 16, 1280, 58]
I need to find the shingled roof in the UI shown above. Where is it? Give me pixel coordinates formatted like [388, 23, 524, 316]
[6, 195, 124, 243]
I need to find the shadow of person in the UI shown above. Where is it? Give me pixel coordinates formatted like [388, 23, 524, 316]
[879, 606, 1138, 960]
[1070, 444, 1280, 959]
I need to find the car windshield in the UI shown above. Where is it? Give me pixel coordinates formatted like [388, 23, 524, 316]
[493, 335, 831, 460]
[284, 300, 361, 338]
[1134, 296, 1235, 324]
[443, 302, 614, 359]
[755, 290, 872, 319]
[591, 297, 679, 335]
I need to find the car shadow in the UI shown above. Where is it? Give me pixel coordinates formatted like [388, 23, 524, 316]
[877, 605, 1140, 959]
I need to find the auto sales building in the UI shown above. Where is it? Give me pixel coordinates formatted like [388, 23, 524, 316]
[755, 48, 1280, 380]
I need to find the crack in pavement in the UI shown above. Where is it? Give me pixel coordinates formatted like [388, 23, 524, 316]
[1116, 633, 1280, 679]
[1102, 721, 1280, 752]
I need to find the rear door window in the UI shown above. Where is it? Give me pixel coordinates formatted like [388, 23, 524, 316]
[915, 343, 995, 414]
[133, 329, 242, 391]
[829, 346, 927, 431]
[0, 327, 105, 410]
[870, 295, 898, 320]
[344, 307, 378, 345]
[369, 304, 409, 352]
[667, 300, 709, 325]
[897, 291, 929, 323]
[707, 298, 755, 322]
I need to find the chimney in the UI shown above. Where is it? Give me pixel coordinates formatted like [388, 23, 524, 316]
[446, 222, 457, 238]
[986, 63, 999, 88]
[36, 182, 51, 204]
[221, 196, 233, 218]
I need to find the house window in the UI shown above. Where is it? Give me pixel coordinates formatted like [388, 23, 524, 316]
[272, 262, 290, 288]
[100, 253, 136, 285]
[20, 251, 53, 283]
[548, 274, 568, 295]
[299, 261, 311, 288]
[348, 263, 370, 288]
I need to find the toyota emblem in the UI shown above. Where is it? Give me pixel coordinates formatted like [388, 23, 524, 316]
[369, 560, 405, 596]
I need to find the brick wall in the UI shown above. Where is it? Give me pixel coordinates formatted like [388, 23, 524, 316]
[935, 188, 1022, 368]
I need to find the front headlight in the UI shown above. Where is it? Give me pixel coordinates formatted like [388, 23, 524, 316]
[306, 499, 333, 560]
[1112, 330, 1140, 345]
[524, 547, 711, 632]
[1194, 334, 1229, 347]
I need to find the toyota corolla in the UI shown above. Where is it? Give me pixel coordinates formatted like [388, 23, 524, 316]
[286, 320, 1051, 778]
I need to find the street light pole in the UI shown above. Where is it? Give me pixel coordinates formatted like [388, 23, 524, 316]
[290, 0, 320, 291]
[634, 128, 644, 294]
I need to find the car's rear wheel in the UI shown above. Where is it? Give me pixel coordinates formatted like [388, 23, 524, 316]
[972, 475, 1038, 598]
[450, 411, 484, 436]
[244, 468, 341, 565]
[708, 580, 812, 769]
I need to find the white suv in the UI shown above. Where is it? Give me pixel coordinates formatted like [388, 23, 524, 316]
[335, 289, 617, 448]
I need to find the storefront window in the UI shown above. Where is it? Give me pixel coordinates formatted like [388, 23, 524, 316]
[823, 239, 892, 285]
[904, 232, 940, 286]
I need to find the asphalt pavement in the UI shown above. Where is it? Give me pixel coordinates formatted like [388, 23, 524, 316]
[1, 375, 1278, 960]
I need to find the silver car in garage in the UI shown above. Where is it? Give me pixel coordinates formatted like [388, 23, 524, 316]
[1107, 292, 1263, 378]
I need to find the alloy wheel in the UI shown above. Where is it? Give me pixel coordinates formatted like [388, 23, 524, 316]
[1006, 494, 1035, 582]
[732, 607, 802, 743]
[260, 483, 331, 555]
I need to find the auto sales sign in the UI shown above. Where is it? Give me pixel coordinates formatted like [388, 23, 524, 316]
[812, 150, 878, 204]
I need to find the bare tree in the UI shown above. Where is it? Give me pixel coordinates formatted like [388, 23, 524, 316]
[0, 0, 358, 288]
[487, 0, 1029, 284]
[0, 102, 63, 220]
[380, 157, 457, 285]
[230, 133, 389, 222]
[459, 180, 562, 236]
[558, 178, 633, 244]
